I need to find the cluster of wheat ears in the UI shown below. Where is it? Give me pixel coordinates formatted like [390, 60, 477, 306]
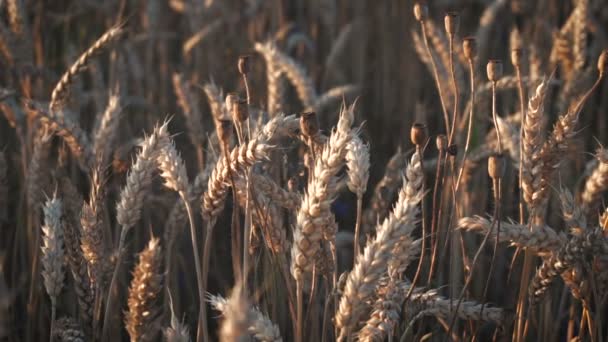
[1, 0, 608, 341]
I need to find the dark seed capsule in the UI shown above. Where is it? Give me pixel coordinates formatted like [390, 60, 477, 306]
[410, 122, 428, 146]
[300, 111, 319, 138]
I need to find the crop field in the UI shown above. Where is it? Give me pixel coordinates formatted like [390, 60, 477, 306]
[0, 0, 607, 341]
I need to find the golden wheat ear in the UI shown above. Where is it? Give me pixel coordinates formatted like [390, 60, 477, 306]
[125, 237, 163, 342]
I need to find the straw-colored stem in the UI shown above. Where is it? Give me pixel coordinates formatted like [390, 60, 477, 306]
[353, 196, 363, 262]
[448, 35, 459, 145]
[491, 81, 502, 153]
[182, 193, 207, 342]
[515, 66, 526, 224]
[419, 21, 450, 136]
[296, 281, 303, 342]
[101, 227, 127, 340]
[454, 58, 475, 192]
[427, 146, 445, 284]
[201, 219, 216, 342]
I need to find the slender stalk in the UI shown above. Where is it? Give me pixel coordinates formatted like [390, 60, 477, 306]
[182, 194, 207, 342]
[491, 81, 502, 153]
[296, 281, 303, 342]
[427, 143, 445, 284]
[419, 21, 451, 136]
[201, 219, 216, 341]
[454, 58, 475, 192]
[101, 228, 128, 340]
[49, 298, 56, 342]
[353, 196, 363, 262]
[514, 65, 526, 224]
[447, 36, 459, 145]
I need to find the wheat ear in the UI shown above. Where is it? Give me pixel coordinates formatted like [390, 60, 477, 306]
[458, 216, 564, 255]
[254, 41, 316, 109]
[41, 195, 65, 340]
[103, 121, 170, 339]
[125, 237, 163, 342]
[50, 26, 123, 111]
[52, 317, 86, 342]
[581, 148, 608, 212]
[209, 293, 282, 342]
[92, 94, 122, 167]
[346, 135, 370, 259]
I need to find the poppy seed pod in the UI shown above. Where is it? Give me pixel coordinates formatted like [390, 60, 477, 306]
[410, 123, 427, 146]
[238, 54, 251, 75]
[463, 37, 477, 60]
[300, 112, 319, 138]
[511, 48, 523, 68]
[233, 98, 249, 122]
[436, 134, 447, 151]
[225, 93, 239, 116]
[486, 59, 503, 82]
[217, 119, 233, 147]
[444, 12, 460, 36]
[488, 153, 506, 180]
[447, 144, 458, 156]
[598, 49, 608, 77]
[413, 3, 428, 21]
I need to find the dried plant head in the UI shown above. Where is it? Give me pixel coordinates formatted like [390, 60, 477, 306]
[238, 54, 251, 75]
[462, 37, 477, 60]
[488, 153, 505, 180]
[413, 2, 428, 21]
[436, 134, 447, 151]
[598, 49, 608, 77]
[444, 12, 460, 36]
[487, 59, 503, 82]
[410, 122, 427, 147]
[511, 48, 524, 68]
[299, 111, 319, 138]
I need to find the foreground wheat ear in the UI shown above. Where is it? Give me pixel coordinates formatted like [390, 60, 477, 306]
[125, 237, 163, 342]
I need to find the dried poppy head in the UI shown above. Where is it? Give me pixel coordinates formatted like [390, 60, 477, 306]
[410, 122, 427, 146]
[488, 153, 505, 180]
[486, 59, 503, 82]
[238, 54, 251, 75]
[463, 37, 477, 60]
[299, 111, 319, 138]
[444, 12, 460, 36]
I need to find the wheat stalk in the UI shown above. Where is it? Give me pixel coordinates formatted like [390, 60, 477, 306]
[335, 150, 424, 340]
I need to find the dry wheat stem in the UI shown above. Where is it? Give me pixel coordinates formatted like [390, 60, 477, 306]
[103, 121, 170, 340]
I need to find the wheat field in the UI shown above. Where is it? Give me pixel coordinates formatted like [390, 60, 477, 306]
[1, 0, 608, 341]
